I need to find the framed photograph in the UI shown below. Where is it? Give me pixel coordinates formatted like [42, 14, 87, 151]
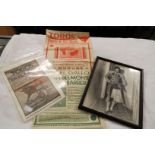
[1, 54, 65, 121]
[79, 56, 143, 128]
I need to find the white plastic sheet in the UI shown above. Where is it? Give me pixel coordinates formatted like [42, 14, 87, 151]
[1, 33, 155, 128]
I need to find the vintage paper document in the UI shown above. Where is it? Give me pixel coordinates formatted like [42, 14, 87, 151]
[45, 29, 93, 62]
[33, 30, 105, 128]
[1, 54, 65, 121]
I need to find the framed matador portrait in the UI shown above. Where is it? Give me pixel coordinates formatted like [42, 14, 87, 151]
[79, 56, 143, 129]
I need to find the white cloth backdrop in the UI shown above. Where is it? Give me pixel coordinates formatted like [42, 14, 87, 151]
[0, 33, 155, 128]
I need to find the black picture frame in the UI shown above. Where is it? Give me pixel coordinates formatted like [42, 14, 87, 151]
[78, 56, 143, 129]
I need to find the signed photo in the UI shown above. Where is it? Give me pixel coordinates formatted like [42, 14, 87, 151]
[79, 57, 143, 128]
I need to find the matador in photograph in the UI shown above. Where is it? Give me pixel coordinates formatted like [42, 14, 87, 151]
[105, 66, 127, 112]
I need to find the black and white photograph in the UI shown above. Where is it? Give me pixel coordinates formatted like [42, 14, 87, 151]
[79, 56, 143, 128]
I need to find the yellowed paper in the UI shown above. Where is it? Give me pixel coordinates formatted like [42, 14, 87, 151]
[34, 30, 106, 128]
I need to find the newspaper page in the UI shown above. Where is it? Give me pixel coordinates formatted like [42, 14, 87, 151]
[1, 54, 65, 121]
[33, 30, 105, 128]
